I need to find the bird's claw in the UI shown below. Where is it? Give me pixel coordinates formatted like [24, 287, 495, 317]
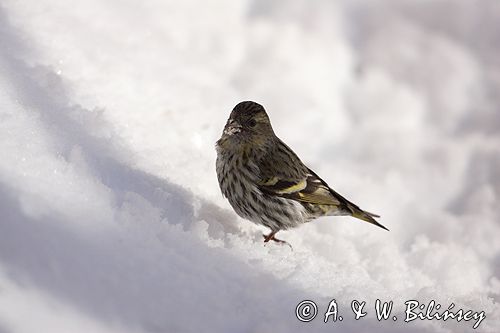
[263, 233, 293, 250]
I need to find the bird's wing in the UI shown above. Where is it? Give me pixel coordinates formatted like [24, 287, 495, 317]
[256, 139, 341, 206]
[255, 140, 387, 229]
[258, 172, 341, 206]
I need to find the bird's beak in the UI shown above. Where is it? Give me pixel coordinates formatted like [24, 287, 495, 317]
[223, 119, 242, 136]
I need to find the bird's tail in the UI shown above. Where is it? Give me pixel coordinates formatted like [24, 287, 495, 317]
[348, 205, 388, 231]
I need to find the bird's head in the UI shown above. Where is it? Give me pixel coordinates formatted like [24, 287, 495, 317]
[217, 101, 275, 151]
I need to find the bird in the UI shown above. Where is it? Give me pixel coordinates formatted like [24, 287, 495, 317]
[215, 101, 388, 245]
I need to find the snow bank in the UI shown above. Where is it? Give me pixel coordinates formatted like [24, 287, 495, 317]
[0, 0, 499, 332]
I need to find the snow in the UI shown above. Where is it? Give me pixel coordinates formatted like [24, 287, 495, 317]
[0, 0, 499, 332]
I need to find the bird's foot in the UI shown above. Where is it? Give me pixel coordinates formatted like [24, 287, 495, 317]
[263, 232, 293, 250]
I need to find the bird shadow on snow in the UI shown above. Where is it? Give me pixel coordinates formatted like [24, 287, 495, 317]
[0, 6, 432, 333]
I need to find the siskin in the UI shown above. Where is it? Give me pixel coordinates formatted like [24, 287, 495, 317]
[216, 101, 387, 245]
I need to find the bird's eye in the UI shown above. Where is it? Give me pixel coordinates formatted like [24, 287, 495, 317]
[247, 119, 257, 128]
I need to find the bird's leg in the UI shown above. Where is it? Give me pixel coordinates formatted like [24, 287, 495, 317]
[263, 230, 278, 242]
[263, 231, 293, 250]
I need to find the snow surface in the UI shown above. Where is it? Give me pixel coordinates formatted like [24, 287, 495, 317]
[1, 0, 499, 332]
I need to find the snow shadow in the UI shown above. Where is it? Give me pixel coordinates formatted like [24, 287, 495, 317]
[0, 5, 239, 235]
[0, 183, 427, 332]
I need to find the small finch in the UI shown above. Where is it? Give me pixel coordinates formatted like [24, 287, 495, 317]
[216, 101, 387, 245]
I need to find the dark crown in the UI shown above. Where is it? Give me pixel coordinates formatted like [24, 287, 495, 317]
[232, 101, 266, 116]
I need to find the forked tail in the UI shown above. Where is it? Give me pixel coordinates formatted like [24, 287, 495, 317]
[349, 205, 388, 231]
